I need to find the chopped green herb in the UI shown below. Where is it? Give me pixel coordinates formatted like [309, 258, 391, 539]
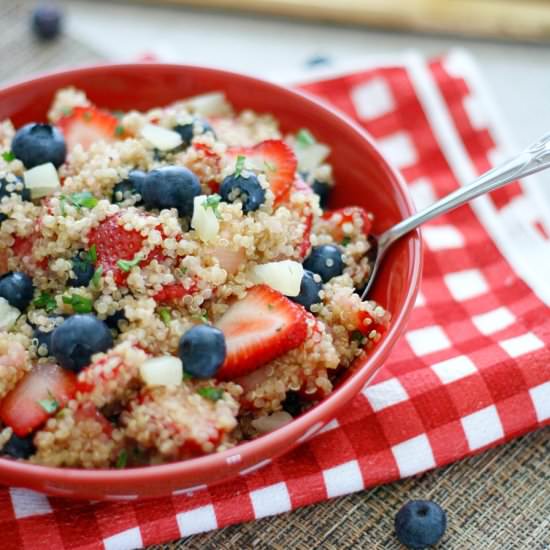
[235, 155, 246, 177]
[114, 125, 125, 136]
[37, 391, 59, 414]
[192, 313, 209, 324]
[33, 291, 57, 313]
[61, 107, 73, 116]
[1, 151, 15, 162]
[62, 294, 93, 314]
[83, 111, 92, 122]
[180, 267, 188, 275]
[117, 254, 143, 272]
[70, 191, 98, 209]
[296, 128, 316, 147]
[91, 266, 103, 288]
[197, 387, 224, 401]
[267, 304, 274, 311]
[116, 449, 128, 469]
[341, 236, 351, 246]
[264, 161, 276, 172]
[159, 308, 171, 325]
[183, 371, 194, 381]
[351, 330, 364, 342]
[59, 196, 67, 216]
[87, 244, 97, 264]
[203, 193, 221, 218]
[112, 110, 125, 120]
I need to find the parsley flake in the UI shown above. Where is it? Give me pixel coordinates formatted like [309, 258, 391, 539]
[183, 371, 194, 381]
[83, 111, 92, 122]
[62, 294, 93, 314]
[61, 107, 73, 116]
[91, 266, 103, 288]
[159, 308, 171, 325]
[33, 291, 57, 313]
[114, 125, 125, 137]
[341, 236, 351, 246]
[351, 330, 364, 342]
[202, 193, 221, 218]
[117, 254, 143, 272]
[38, 391, 59, 414]
[1, 151, 15, 162]
[296, 128, 316, 147]
[116, 449, 128, 469]
[235, 155, 246, 177]
[70, 191, 98, 209]
[87, 244, 97, 264]
[192, 313, 209, 324]
[197, 387, 224, 401]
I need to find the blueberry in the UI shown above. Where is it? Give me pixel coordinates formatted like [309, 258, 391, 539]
[178, 324, 226, 379]
[104, 309, 128, 333]
[0, 272, 34, 311]
[31, 4, 63, 41]
[220, 173, 265, 213]
[50, 314, 113, 373]
[174, 118, 215, 147]
[303, 244, 344, 283]
[281, 390, 302, 417]
[290, 270, 322, 311]
[0, 176, 31, 202]
[2, 433, 35, 459]
[312, 179, 331, 209]
[11, 123, 66, 169]
[112, 170, 146, 204]
[395, 500, 447, 550]
[68, 252, 95, 287]
[141, 166, 201, 217]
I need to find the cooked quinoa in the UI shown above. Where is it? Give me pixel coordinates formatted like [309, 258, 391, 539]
[0, 88, 389, 468]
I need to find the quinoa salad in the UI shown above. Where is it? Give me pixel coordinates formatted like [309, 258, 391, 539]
[0, 88, 389, 468]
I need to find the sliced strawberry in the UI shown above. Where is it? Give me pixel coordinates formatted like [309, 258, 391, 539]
[74, 402, 113, 436]
[153, 281, 198, 304]
[11, 233, 48, 270]
[322, 207, 373, 243]
[227, 139, 297, 203]
[12, 234, 34, 258]
[57, 106, 121, 151]
[88, 213, 163, 286]
[0, 363, 76, 437]
[215, 284, 308, 380]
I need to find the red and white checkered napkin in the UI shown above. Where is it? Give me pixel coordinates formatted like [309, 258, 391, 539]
[2, 51, 550, 550]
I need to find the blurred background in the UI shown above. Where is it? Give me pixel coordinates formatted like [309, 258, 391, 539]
[1, 0, 550, 145]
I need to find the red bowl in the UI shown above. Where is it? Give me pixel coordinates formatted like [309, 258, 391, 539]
[0, 64, 422, 500]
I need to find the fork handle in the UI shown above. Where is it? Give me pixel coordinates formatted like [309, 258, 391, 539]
[378, 132, 550, 250]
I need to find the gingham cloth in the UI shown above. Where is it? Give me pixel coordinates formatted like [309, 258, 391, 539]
[1, 51, 549, 550]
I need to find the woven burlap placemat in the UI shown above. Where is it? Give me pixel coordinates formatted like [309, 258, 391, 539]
[1, 3, 549, 548]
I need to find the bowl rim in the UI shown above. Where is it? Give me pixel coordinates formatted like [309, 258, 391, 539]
[0, 63, 423, 489]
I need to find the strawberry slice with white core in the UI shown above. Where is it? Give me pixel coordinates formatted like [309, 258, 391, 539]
[0, 363, 77, 436]
[227, 140, 297, 203]
[57, 106, 120, 151]
[215, 284, 308, 380]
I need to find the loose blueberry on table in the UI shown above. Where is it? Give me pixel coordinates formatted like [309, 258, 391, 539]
[395, 500, 447, 549]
